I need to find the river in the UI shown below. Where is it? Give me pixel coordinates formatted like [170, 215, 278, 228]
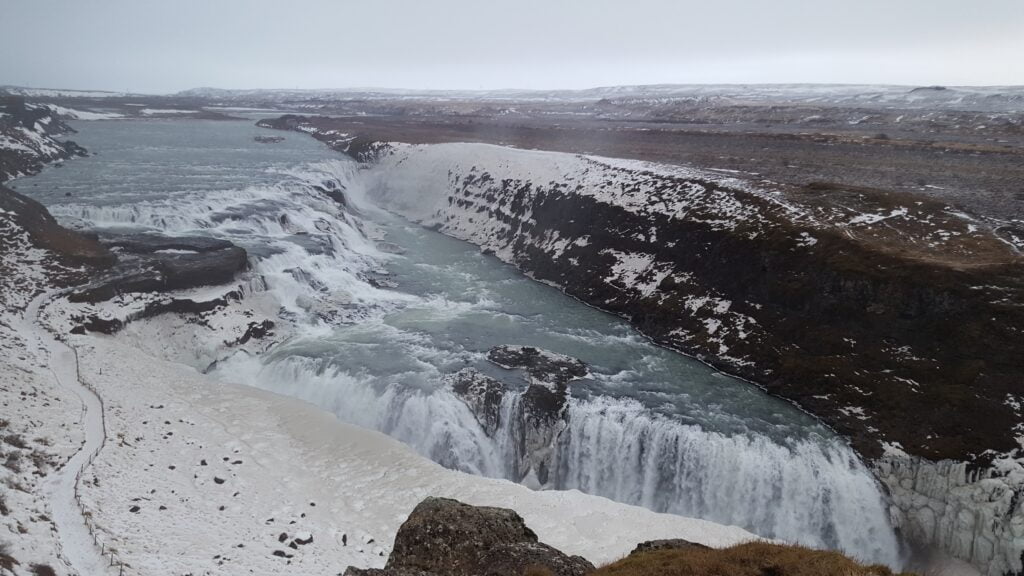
[14, 117, 903, 566]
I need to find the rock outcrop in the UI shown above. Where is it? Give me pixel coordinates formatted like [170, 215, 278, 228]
[69, 233, 248, 303]
[487, 345, 588, 387]
[0, 95, 87, 182]
[0, 184, 112, 268]
[344, 497, 594, 576]
[630, 539, 710, 555]
[446, 368, 505, 437]
[447, 346, 590, 486]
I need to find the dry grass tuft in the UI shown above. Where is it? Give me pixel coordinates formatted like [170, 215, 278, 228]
[594, 542, 915, 576]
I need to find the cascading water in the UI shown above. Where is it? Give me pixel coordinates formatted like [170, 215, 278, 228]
[16, 118, 904, 568]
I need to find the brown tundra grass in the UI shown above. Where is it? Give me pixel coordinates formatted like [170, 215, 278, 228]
[593, 542, 916, 576]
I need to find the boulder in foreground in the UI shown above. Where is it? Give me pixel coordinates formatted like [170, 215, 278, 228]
[345, 497, 594, 576]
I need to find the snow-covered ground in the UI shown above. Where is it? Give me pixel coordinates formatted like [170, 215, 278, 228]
[0, 213, 90, 575]
[65, 333, 757, 575]
[0, 303, 84, 576]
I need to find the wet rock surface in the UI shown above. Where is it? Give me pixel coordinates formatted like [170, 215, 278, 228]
[487, 345, 588, 388]
[69, 233, 248, 303]
[447, 347, 590, 486]
[345, 497, 594, 576]
[446, 369, 506, 437]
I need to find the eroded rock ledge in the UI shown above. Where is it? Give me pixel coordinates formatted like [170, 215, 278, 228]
[0, 95, 88, 182]
[447, 345, 589, 486]
[69, 232, 248, 303]
[0, 184, 252, 337]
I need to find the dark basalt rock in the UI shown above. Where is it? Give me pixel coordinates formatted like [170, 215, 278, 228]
[630, 539, 710, 556]
[71, 295, 237, 335]
[70, 315, 123, 335]
[347, 497, 594, 576]
[446, 369, 506, 436]
[0, 98, 88, 182]
[312, 179, 347, 206]
[486, 345, 588, 388]
[253, 135, 285, 144]
[100, 233, 236, 254]
[448, 348, 588, 485]
[0, 185, 113, 268]
[318, 187, 347, 206]
[232, 319, 274, 345]
[69, 233, 248, 303]
[257, 116, 393, 162]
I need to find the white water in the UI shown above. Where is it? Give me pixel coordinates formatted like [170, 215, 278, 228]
[16, 119, 904, 567]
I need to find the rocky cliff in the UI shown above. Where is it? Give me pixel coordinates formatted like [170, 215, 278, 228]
[359, 142, 1024, 467]
[262, 117, 1024, 575]
[0, 95, 87, 182]
[447, 345, 589, 487]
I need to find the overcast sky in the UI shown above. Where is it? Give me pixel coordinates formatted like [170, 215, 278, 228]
[1, 0, 1022, 93]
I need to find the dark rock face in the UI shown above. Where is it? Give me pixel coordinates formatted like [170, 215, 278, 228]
[312, 178, 347, 206]
[446, 347, 590, 486]
[487, 345, 588, 387]
[71, 294, 241, 335]
[0, 184, 112, 267]
[446, 369, 506, 437]
[69, 315, 123, 335]
[486, 346, 585, 458]
[233, 319, 275, 345]
[514, 185, 1024, 465]
[345, 497, 594, 576]
[69, 233, 248, 303]
[256, 116, 394, 162]
[0, 98, 87, 182]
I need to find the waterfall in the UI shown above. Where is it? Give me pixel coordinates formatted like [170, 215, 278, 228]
[220, 353, 902, 567]
[39, 144, 904, 569]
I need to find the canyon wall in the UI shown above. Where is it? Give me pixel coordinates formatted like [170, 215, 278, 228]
[0, 96, 86, 182]
[351, 140, 1024, 575]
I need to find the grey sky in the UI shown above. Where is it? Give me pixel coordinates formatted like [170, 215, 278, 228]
[1, 0, 1022, 93]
